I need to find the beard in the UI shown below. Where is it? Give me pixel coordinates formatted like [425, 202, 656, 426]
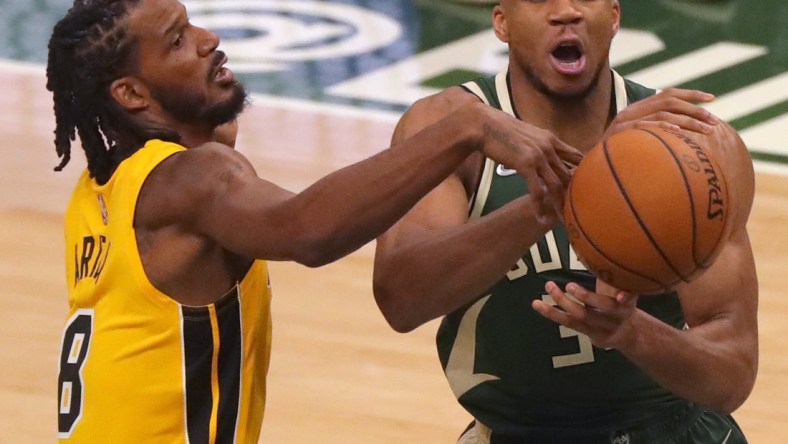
[521, 54, 609, 103]
[151, 80, 248, 128]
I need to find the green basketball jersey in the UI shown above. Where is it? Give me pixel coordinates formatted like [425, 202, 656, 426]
[437, 70, 688, 435]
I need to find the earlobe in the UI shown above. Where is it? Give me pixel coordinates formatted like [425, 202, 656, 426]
[110, 77, 148, 112]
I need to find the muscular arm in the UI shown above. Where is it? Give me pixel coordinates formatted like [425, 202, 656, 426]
[618, 227, 757, 413]
[538, 123, 758, 413]
[620, 124, 758, 412]
[374, 88, 559, 332]
[146, 94, 578, 271]
[154, 104, 487, 268]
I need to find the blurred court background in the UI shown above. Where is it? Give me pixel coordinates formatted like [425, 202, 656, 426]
[0, 0, 785, 442]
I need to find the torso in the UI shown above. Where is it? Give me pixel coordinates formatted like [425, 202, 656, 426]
[58, 140, 273, 443]
[436, 70, 690, 434]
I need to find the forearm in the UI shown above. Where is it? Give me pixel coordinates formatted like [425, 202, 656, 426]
[618, 310, 757, 413]
[287, 107, 483, 266]
[374, 196, 555, 332]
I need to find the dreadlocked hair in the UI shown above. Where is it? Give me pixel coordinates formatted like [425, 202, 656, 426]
[47, 0, 176, 184]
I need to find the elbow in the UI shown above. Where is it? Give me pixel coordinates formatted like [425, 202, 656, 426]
[373, 270, 421, 334]
[707, 354, 758, 415]
[287, 225, 345, 268]
[291, 244, 337, 268]
[716, 388, 752, 415]
[294, 254, 331, 269]
[718, 367, 758, 414]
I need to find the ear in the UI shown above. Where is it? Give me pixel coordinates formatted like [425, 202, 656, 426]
[109, 76, 149, 112]
[611, 0, 621, 35]
[492, 5, 509, 43]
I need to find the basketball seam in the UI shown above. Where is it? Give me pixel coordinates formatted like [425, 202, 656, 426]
[567, 164, 665, 292]
[603, 135, 690, 283]
[643, 129, 700, 271]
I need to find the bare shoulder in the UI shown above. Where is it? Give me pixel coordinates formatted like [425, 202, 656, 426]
[136, 142, 257, 229]
[393, 86, 481, 142]
[394, 86, 486, 194]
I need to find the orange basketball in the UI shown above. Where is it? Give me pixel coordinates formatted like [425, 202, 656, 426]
[564, 127, 730, 294]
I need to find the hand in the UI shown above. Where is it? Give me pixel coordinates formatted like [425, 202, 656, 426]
[533, 281, 639, 350]
[605, 88, 718, 138]
[213, 119, 239, 148]
[475, 105, 583, 220]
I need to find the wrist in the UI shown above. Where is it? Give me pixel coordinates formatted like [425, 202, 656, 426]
[610, 308, 646, 353]
[459, 102, 488, 155]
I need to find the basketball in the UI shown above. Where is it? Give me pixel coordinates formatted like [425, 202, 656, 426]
[564, 127, 730, 294]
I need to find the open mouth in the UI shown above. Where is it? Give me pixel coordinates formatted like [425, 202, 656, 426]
[553, 44, 582, 64]
[550, 41, 586, 75]
[210, 51, 235, 84]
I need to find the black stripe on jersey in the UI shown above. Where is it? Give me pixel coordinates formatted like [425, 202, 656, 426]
[182, 306, 214, 444]
[182, 287, 243, 444]
[215, 289, 242, 443]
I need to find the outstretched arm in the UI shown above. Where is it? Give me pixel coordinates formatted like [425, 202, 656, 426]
[146, 98, 579, 269]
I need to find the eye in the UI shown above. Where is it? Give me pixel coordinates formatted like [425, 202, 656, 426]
[173, 34, 183, 49]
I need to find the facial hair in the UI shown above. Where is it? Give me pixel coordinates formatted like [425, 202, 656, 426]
[521, 48, 611, 103]
[151, 81, 247, 128]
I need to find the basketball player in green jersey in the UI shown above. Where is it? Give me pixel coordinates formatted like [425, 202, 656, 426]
[374, 1, 758, 442]
[47, 0, 583, 442]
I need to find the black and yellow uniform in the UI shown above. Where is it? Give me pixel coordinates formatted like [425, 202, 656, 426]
[440, 69, 747, 443]
[57, 140, 273, 443]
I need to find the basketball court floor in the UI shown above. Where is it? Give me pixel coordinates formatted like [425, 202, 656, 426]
[0, 0, 785, 442]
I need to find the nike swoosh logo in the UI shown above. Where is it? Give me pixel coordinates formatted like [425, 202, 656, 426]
[496, 164, 517, 176]
[721, 429, 732, 444]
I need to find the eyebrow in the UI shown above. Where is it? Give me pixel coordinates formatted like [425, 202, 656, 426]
[161, 5, 188, 38]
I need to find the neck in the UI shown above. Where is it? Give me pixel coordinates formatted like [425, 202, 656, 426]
[139, 110, 216, 149]
[509, 67, 614, 153]
[174, 126, 215, 148]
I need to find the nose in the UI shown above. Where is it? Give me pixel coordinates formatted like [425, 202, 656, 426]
[197, 26, 220, 57]
[548, 0, 583, 26]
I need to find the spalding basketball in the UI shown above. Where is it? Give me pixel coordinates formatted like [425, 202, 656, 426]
[564, 127, 729, 294]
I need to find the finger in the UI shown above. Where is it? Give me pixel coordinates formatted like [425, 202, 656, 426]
[616, 291, 638, 307]
[566, 282, 617, 312]
[660, 88, 716, 105]
[649, 111, 715, 134]
[537, 163, 566, 217]
[554, 139, 584, 167]
[545, 282, 586, 318]
[595, 279, 621, 297]
[653, 96, 718, 126]
[633, 120, 681, 132]
[532, 299, 575, 327]
[546, 153, 573, 185]
[523, 166, 546, 219]
[615, 92, 718, 128]
[547, 141, 579, 184]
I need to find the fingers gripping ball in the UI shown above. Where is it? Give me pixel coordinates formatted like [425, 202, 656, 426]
[564, 128, 729, 294]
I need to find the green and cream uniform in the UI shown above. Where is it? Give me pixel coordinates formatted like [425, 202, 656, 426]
[440, 69, 747, 443]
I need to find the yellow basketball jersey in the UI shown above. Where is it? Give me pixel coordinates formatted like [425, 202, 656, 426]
[58, 140, 273, 444]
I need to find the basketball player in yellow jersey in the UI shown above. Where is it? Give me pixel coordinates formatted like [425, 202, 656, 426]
[46, 0, 582, 442]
